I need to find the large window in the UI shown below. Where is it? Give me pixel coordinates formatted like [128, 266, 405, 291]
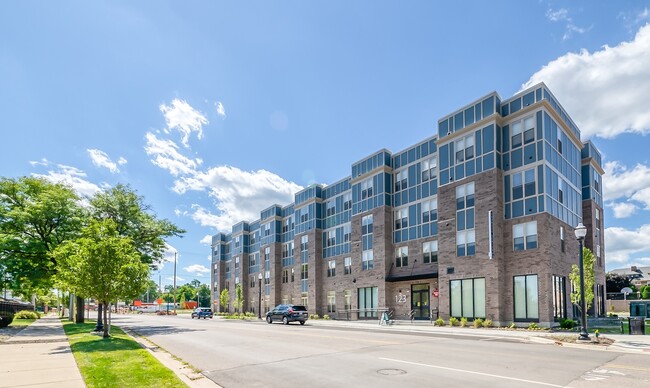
[421, 157, 437, 182]
[423, 241, 438, 263]
[344, 257, 352, 275]
[362, 250, 374, 270]
[456, 182, 476, 256]
[513, 221, 537, 251]
[514, 274, 538, 320]
[327, 291, 336, 313]
[455, 135, 475, 163]
[450, 278, 485, 319]
[361, 178, 373, 199]
[301, 264, 309, 292]
[327, 260, 336, 277]
[552, 275, 566, 320]
[395, 170, 407, 192]
[395, 208, 408, 230]
[395, 246, 408, 268]
[422, 198, 438, 223]
[344, 290, 352, 311]
[358, 287, 378, 318]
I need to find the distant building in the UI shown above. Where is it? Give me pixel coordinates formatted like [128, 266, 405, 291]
[211, 83, 606, 327]
[609, 266, 650, 288]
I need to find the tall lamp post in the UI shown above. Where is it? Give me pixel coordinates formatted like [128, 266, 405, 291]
[258, 273, 263, 319]
[574, 222, 590, 341]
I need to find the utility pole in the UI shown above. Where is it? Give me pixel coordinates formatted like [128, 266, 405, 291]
[173, 251, 177, 314]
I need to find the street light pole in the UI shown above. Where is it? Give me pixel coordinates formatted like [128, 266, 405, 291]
[173, 251, 177, 314]
[575, 223, 590, 341]
[258, 273, 263, 319]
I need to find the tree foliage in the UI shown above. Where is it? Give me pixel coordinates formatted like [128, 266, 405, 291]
[0, 177, 84, 295]
[605, 273, 632, 294]
[197, 284, 210, 307]
[234, 284, 244, 313]
[570, 247, 595, 312]
[54, 219, 149, 337]
[89, 184, 184, 268]
[219, 288, 229, 313]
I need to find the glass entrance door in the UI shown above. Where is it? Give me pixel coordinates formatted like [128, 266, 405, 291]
[411, 284, 430, 320]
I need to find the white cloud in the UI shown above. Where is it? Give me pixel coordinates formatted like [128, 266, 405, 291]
[605, 225, 650, 265]
[184, 264, 210, 276]
[117, 157, 128, 165]
[206, 255, 212, 262]
[603, 161, 650, 206]
[200, 235, 212, 245]
[611, 202, 637, 219]
[545, 7, 587, 40]
[87, 149, 120, 173]
[215, 101, 226, 118]
[144, 132, 203, 176]
[166, 276, 185, 283]
[32, 164, 103, 198]
[522, 24, 650, 139]
[29, 158, 49, 167]
[172, 166, 302, 231]
[160, 99, 208, 148]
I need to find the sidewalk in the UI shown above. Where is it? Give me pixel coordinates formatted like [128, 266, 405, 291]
[305, 318, 650, 353]
[0, 315, 85, 388]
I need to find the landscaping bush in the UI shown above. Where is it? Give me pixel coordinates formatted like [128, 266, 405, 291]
[528, 322, 540, 330]
[559, 318, 577, 329]
[14, 310, 41, 319]
[0, 312, 14, 328]
[483, 319, 493, 328]
[473, 318, 484, 328]
[434, 318, 445, 326]
[508, 322, 517, 329]
[322, 315, 331, 320]
[449, 317, 459, 326]
[460, 317, 468, 327]
[309, 314, 320, 320]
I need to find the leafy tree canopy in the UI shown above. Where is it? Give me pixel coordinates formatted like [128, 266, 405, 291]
[0, 177, 84, 295]
[570, 247, 596, 311]
[89, 184, 185, 268]
[605, 273, 632, 293]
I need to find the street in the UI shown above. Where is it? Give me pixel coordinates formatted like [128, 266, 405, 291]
[114, 314, 650, 387]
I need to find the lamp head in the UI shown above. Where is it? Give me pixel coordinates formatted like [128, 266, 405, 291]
[574, 222, 587, 240]
[258, 273, 262, 280]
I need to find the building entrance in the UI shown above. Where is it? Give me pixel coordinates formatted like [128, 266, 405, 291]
[411, 284, 430, 320]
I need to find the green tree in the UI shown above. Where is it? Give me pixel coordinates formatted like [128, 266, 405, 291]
[234, 284, 244, 313]
[570, 247, 596, 312]
[0, 177, 83, 296]
[606, 273, 632, 294]
[642, 286, 650, 300]
[177, 283, 196, 307]
[54, 219, 149, 338]
[219, 288, 230, 313]
[88, 184, 184, 326]
[197, 284, 210, 307]
[139, 279, 160, 303]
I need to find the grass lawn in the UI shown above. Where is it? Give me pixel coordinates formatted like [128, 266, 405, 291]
[9, 318, 37, 327]
[62, 320, 187, 388]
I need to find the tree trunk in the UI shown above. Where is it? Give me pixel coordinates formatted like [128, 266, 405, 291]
[94, 303, 104, 332]
[102, 301, 110, 338]
[75, 295, 85, 323]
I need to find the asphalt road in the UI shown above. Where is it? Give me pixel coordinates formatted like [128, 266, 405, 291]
[113, 314, 650, 388]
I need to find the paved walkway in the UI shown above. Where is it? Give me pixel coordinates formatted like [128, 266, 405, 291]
[0, 315, 85, 388]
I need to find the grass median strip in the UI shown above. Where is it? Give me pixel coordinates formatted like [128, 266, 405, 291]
[62, 320, 187, 388]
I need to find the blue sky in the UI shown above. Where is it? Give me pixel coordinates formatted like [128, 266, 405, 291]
[2, 1, 650, 287]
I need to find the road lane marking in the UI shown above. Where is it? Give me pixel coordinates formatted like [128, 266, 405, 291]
[604, 363, 650, 372]
[379, 357, 563, 387]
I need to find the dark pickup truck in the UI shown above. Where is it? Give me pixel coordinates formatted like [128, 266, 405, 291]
[266, 304, 308, 325]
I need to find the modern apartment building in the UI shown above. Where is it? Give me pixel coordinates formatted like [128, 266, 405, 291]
[211, 82, 606, 327]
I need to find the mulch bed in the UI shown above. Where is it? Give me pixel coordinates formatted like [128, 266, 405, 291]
[544, 334, 615, 346]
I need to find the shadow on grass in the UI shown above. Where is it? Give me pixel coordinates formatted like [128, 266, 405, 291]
[70, 336, 142, 353]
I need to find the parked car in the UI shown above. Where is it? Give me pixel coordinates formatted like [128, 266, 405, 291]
[191, 307, 213, 319]
[266, 304, 308, 325]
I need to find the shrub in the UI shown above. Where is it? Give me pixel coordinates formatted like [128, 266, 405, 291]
[449, 317, 459, 326]
[508, 322, 517, 329]
[460, 317, 468, 327]
[322, 315, 331, 320]
[528, 322, 540, 330]
[309, 314, 320, 320]
[434, 318, 445, 326]
[473, 318, 484, 328]
[14, 310, 41, 319]
[483, 319, 493, 328]
[0, 312, 14, 328]
[559, 318, 577, 329]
